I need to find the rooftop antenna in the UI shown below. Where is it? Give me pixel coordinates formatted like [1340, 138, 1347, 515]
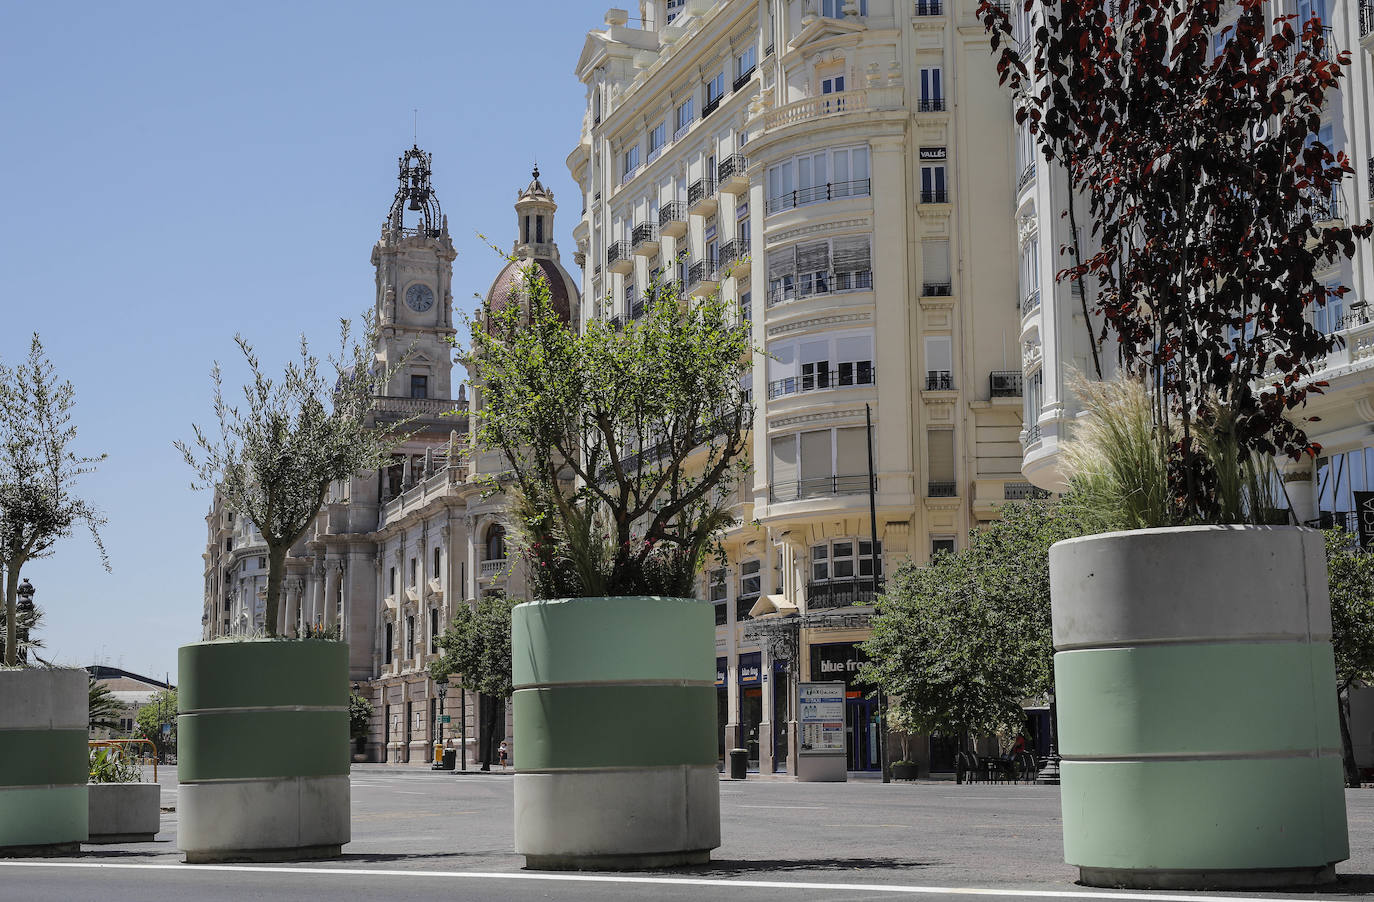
[413, 108, 418, 143]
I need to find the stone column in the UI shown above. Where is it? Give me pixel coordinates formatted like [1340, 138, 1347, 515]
[869, 134, 914, 498]
[465, 517, 479, 602]
[323, 561, 341, 631]
[310, 560, 325, 630]
[759, 643, 775, 775]
[283, 579, 300, 638]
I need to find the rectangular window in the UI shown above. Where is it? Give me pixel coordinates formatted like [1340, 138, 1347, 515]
[432, 546, 441, 579]
[257, 556, 266, 569]
[410, 374, 428, 399]
[410, 557, 417, 587]
[675, 97, 695, 136]
[706, 72, 726, 105]
[928, 429, 956, 485]
[740, 560, 761, 598]
[389, 566, 397, 597]
[623, 145, 640, 179]
[385, 622, 394, 665]
[919, 68, 943, 110]
[736, 45, 756, 80]
[709, 568, 727, 602]
[648, 121, 666, 161]
[667, 0, 685, 22]
[858, 540, 883, 579]
[921, 164, 947, 203]
[406, 615, 415, 659]
[1315, 284, 1344, 335]
[771, 434, 798, 499]
[932, 536, 956, 556]
[925, 336, 953, 390]
[811, 544, 829, 581]
[832, 541, 855, 579]
[429, 608, 439, 654]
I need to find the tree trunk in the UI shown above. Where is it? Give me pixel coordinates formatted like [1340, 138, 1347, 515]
[479, 693, 499, 772]
[264, 544, 288, 638]
[3, 564, 17, 667]
[1339, 687, 1361, 788]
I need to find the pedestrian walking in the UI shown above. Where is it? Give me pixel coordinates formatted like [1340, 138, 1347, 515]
[498, 739, 509, 770]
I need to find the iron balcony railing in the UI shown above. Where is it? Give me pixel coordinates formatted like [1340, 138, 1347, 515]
[631, 222, 659, 248]
[926, 371, 953, 391]
[1021, 289, 1042, 316]
[1005, 481, 1049, 501]
[807, 578, 878, 611]
[920, 188, 949, 204]
[1017, 162, 1036, 192]
[928, 481, 958, 497]
[719, 239, 742, 266]
[990, 371, 1023, 397]
[703, 94, 722, 118]
[659, 201, 686, 227]
[630, 297, 647, 320]
[766, 178, 871, 214]
[717, 153, 749, 183]
[1281, 26, 1334, 71]
[770, 473, 872, 502]
[917, 98, 946, 112]
[914, 0, 943, 14]
[765, 42, 775, 57]
[688, 257, 719, 286]
[733, 68, 756, 92]
[922, 282, 952, 297]
[767, 270, 872, 305]
[606, 241, 629, 267]
[608, 315, 624, 330]
[688, 177, 716, 207]
[1024, 423, 1042, 443]
[768, 363, 874, 400]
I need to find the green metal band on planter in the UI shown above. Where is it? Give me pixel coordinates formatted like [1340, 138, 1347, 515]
[1060, 756, 1348, 870]
[1055, 642, 1341, 758]
[513, 685, 716, 770]
[178, 640, 349, 712]
[178, 710, 349, 782]
[0, 785, 87, 847]
[512, 597, 714, 689]
[0, 729, 88, 787]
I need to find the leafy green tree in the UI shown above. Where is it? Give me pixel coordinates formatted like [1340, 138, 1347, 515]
[89, 675, 124, 733]
[1326, 529, 1374, 786]
[860, 498, 1105, 746]
[0, 335, 108, 666]
[465, 267, 751, 598]
[177, 317, 412, 636]
[429, 596, 518, 771]
[349, 691, 373, 751]
[136, 689, 177, 761]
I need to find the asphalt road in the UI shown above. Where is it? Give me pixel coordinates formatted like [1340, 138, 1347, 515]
[5, 765, 1374, 901]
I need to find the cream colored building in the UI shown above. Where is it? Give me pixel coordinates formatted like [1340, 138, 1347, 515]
[200, 149, 579, 767]
[568, 0, 1023, 774]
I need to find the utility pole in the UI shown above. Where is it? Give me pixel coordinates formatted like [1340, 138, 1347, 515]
[866, 404, 889, 784]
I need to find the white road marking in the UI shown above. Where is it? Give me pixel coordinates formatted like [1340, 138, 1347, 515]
[736, 805, 828, 810]
[0, 860, 1319, 900]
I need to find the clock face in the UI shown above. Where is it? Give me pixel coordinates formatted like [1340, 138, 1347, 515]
[405, 283, 435, 312]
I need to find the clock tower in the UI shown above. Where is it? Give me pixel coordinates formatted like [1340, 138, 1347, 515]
[370, 145, 458, 402]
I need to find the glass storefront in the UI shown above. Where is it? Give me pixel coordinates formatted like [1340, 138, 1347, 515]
[808, 641, 879, 771]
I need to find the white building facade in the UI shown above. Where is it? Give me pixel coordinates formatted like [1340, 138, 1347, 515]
[568, 0, 1024, 775]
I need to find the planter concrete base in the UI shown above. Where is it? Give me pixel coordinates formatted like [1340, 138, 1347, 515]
[0, 669, 89, 854]
[179, 775, 348, 862]
[88, 782, 160, 843]
[1051, 526, 1347, 889]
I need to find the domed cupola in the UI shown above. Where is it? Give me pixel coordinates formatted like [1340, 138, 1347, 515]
[484, 165, 580, 329]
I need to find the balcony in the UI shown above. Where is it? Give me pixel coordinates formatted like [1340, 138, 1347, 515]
[921, 282, 952, 297]
[1281, 27, 1333, 72]
[717, 153, 750, 193]
[718, 238, 743, 269]
[688, 177, 718, 215]
[631, 222, 660, 256]
[770, 474, 872, 502]
[1004, 481, 1049, 501]
[916, 98, 946, 113]
[914, 0, 943, 13]
[1021, 289, 1041, 316]
[767, 269, 872, 306]
[767, 178, 871, 215]
[659, 201, 688, 238]
[1024, 422, 1042, 444]
[607, 240, 632, 275]
[1017, 162, 1036, 193]
[768, 362, 874, 400]
[479, 559, 507, 581]
[920, 188, 949, 204]
[807, 578, 877, 611]
[990, 371, 1023, 397]
[925, 371, 953, 391]
[733, 67, 756, 93]
[687, 257, 720, 294]
[763, 87, 890, 132]
[927, 481, 957, 498]
[703, 94, 722, 119]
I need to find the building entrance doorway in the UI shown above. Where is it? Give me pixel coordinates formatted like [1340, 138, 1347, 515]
[846, 695, 879, 771]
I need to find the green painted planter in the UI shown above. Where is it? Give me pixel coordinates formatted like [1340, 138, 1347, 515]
[512, 596, 721, 869]
[177, 640, 350, 863]
[1051, 526, 1347, 890]
[0, 668, 88, 855]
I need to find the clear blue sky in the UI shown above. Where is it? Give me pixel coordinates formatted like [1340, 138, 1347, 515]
[1, 1, 594, 680]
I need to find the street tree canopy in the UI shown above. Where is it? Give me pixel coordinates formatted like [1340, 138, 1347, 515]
[177, 316, 412, 637]
[0, 334, 108, 666]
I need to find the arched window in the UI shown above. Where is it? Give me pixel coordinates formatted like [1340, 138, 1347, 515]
[485, 524, 506, 562]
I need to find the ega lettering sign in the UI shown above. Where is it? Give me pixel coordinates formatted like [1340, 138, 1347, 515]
[1356, 491, 1374, 549]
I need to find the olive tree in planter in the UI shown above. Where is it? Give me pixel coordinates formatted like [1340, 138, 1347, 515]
[0, 335, 107, 855]
[87, 746, 159, 844]
[981, 0, 1372, 888]
[176, 317, 411, 863]
[467, 266, 751, 869]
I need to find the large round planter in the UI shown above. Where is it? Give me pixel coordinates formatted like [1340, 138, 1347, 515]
[512, 596, 721, 870]
[1050, 526, 1347, 890]
[177, 640, 350, 863]
[0, 668, 88, 856]
[88, 782, 160, 843]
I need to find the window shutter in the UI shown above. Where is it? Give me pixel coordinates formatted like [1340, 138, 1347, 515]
[768, 246, 796, 281]
[923, 240, 950, 284]
[771, 435, 797, 486]
[928, 430, 955, 483]
[800, 430, 832, 481]
[767, 342, 797, 380]
[795, 240, 830, 273]
[833, 236, 871, 274]
[835, 427, 868, 477]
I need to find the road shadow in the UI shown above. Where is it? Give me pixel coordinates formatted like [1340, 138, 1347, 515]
[340, 850, 520, 865]
[1312, 874, 1374, 894]
[665, 857, 933, 877]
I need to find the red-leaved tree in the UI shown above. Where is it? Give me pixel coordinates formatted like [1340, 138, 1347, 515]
[981, 0, 1372, 520]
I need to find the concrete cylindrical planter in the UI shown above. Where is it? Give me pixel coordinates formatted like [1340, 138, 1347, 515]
[1051, 526, 1347, 890]
[177, 640, 350, 863]
[512, 596, 720, 870]
[0, 668, 88, 855]
[88, 783, 160, 843]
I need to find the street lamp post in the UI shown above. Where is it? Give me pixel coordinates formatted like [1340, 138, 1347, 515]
[15, 578, 35, 666]
[435, 682, 448, 770]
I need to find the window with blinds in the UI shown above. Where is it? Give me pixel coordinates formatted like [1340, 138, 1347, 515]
[927, 429, 956, 493]
[767, 235, 874, 304]
[922, 239, 950, 294]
